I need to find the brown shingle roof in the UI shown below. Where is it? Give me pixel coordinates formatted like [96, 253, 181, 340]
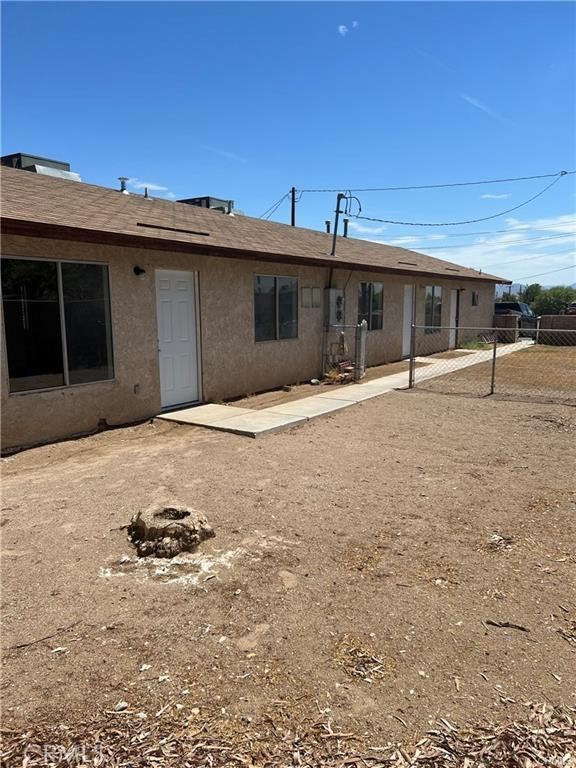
[0, 167, 507, 283]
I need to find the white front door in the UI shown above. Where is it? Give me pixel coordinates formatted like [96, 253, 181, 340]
[155, 270, 200, 408]
[402, 284, 414, 358]
[449, 289, 458, 348]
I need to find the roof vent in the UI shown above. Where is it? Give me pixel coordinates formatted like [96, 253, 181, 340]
[118, 176, 130, 195]
[177, 196, 234, 214]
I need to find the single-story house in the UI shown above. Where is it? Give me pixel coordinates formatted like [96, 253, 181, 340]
[1, 164, 506, 451]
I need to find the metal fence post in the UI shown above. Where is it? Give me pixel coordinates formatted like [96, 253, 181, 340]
[408, 323, 416, 389]
[490, 334, 497, 395]
[354, 320, 367, 382]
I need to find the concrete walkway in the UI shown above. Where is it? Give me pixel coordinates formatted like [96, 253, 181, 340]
[157, 339, 532, 438]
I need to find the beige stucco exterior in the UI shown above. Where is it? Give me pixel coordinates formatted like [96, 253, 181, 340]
[1, 234, 496, 451]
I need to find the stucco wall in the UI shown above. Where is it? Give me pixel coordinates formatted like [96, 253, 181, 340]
[326, 270, 495, 364]
[1, 234, 497, 450]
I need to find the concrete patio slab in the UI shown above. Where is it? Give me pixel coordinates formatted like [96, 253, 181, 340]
[157, 403, 252, 425]
[156, 341, 534, 438]
[266, 396, 353, 419]
[206, 410, 307, 438]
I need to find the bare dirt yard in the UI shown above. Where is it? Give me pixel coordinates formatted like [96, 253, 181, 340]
[2, 387, 575, 764]
[418, 345, 576, 404]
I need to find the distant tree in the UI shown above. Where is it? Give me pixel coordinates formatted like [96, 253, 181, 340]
[520, 283, 543, 305]
[532, 286, 576, 315]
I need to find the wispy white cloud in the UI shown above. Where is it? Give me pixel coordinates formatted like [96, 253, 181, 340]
[415, 48, 456, 75]
[339, 21, 358, 36]
[505, 214, 576, 234]
[128, 178, 169, 192]
[416, 213, 576, 283]
[348, 221, 387, 235]
[481, 193, 511, 200]
[388, 236, 421, 246]
[202, 145, 248, 164]
[460, 93, 508, 123]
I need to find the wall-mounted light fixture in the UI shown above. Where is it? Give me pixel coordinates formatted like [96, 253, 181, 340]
[133, 266, 146, 276]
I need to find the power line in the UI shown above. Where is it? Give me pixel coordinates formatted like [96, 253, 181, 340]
[515, 264, 576, 281]
[478, 247, 576, 269]
[417, 233, 575, 250]
[353, 220, 576, 239]
[259, 193, 289, 219]
[298, 170, 574, 194]
[349, 173, 568, 227]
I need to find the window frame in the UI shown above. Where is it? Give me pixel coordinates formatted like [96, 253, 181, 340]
[357, 281, 384, 331]
[424, 285, 443, 333]
[301, 286, 321, 309]
[1, 255, 115, 394]
[254, 274, 299, 342]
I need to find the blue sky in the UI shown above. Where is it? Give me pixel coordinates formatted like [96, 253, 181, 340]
[2, 1, 575, 285]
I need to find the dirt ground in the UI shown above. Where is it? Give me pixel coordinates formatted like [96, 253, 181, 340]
[2, 387, 575, 755]
[418, 345, 576, 404]
[230, 359, 414, 410]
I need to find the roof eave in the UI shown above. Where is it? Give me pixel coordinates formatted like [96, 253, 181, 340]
[0, 217, 509, 284]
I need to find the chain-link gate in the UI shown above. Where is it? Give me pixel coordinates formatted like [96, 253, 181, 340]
[408, 326, 576, 403]
[323, 321, 368, 383]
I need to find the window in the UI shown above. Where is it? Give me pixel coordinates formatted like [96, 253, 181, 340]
[301, 287, 321, 309]
[1, 258, 114, 392]
[254, 275, 298, 341]
[425, 285, 442, 332]
[357, 282, 383, 330]
[472, 291, 479, 307]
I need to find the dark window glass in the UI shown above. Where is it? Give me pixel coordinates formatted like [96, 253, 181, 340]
[254, 275, 276, 341]
[254, 275, 298, 341]
[357, 283, 370, 326]
[1, 259, 65, 391]
[425, 285, 442, 333]
[370, 282, 384, 330]
[62, 263, 114, 384]
[278, 277, 298, 339]
[1, 258, 114, 392]
[358, 282, 383, 330]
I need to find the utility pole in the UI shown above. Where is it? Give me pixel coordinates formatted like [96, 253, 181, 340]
[290, 187, 296, 226]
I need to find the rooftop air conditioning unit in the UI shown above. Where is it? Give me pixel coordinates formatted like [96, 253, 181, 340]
[177, 196, 234, 214]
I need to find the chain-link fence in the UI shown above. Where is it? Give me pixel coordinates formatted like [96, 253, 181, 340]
[408, 326, 576, 404]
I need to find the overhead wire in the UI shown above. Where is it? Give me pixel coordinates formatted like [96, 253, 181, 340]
[259, 192, 290, 219]
[347, 173, 569, 227]
[297, 170, 574, 194]
[355, 220, 576, 239]
[515, 264, 576, 281]
[477, 246, 576, 269]
[416, 233, 575, 250]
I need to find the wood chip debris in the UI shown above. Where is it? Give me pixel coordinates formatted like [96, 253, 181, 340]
[556, 617, 576, 646]
[2, 702, 575, 767]
[484, 619, 530, 633]
[336, 638, 393, 683]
